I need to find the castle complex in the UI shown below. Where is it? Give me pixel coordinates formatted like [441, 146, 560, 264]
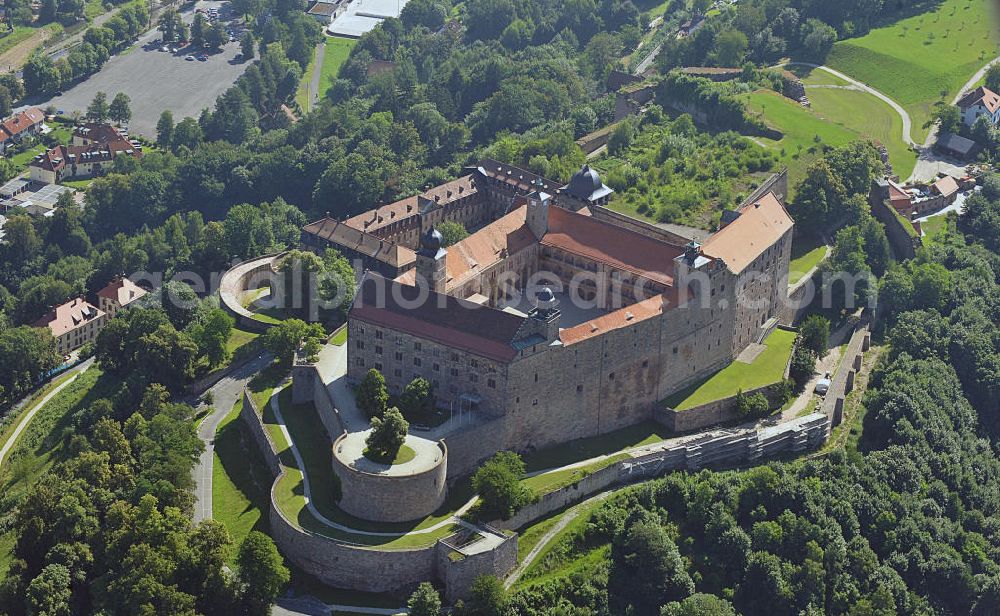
[302, 161, 794, 456]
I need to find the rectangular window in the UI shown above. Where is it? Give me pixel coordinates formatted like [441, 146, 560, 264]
[356, 340, 365, 350]
[414, 357, 422, 367]
[470, 374, 478, 382]
[433, 363, 440, 372]
[374, 362, 382, 371]
[415, 342, 422, 351]
[375, 345, 382, 355]
[375, 330, 383, 339]
[394, 369, 402, 377]
[488, 379, 496, 389]
[395, 352, 403, 361]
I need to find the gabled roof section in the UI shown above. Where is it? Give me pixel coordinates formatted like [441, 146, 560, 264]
[350, 273, 528, 362]
[33, 298, 105, 337]
[703, 192, 792, 274]
[97, 277, 148, 306]
[957, 86, 1000, 113]
[541, 206, 682, 286]
[302, 217, 416, 268]
[559, 294, 664, 345]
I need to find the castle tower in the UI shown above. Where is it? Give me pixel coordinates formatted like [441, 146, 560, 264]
[526, 190, 551, 239]
[524, 286, 561, 342]
[416, 226, 447, 293]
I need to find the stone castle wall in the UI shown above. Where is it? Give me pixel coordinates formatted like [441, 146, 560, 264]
[442, 417, 509, 480]
[438, 530, 518, 603]
[331, 433, 449, 523]
[497, 411, 830, 532]
[588, 205, 692, 245]
[218, 252, 286, 333]
[291, 359, 347, 438]
[239, 385, 513, 599]
[655, 380, 789, 433]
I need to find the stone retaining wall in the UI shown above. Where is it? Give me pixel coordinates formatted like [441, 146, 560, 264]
[588, 205, 693, 245]
[237, 385, 513, 599]
[332, 433, 449, 523]
[496, 411, 830, 532]
[441, 417, 508, 480]
[655, 380, 790, 433]
[438, 529, 518, 603]
[219, 252, 286, 332]
[820, 315, 871, 424]
[291, 361, 347, 438]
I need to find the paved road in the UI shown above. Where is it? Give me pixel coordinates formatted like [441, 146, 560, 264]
[789, 62, 915, 146]
[192, 352, 274, 523]
[0, 358, 94, 468]
[304, 40, 326, 112]
[27, 0, 248, 138]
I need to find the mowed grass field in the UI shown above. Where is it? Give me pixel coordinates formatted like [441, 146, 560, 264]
[744, 87, 916, 187]
[806, 87, 918, 179]
[743, 90, 857, 188]
[826, 0, 998, 142]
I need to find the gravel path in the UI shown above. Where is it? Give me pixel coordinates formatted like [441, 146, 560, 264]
[0, 358, 94, 468]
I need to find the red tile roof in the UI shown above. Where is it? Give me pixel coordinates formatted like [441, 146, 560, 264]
[0, 108, 44, 140]
[541, 206, 681, 286]
[559, 294, 664, 345]
[344, 175, 482, 233]
[703, 192, 793, 274]
[96, 277, 147, 306]
[957, 86, 1000, 113]
[33, 297, 104, 338]
[350, 274, 527, 362]
[932, 175, 959, 198]
[302, 217, 416, 268]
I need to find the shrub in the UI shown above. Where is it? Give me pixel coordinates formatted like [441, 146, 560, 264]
[472, 451, 535, 520]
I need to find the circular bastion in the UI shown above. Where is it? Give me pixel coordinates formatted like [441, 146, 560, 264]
[332, 431, 448, 523]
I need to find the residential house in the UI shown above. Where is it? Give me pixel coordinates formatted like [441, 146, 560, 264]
[33, 298, 107, 355]
[29, 123, 141, 184]
[957, 86, 1000, 127]
[96, 277, 148, 318]
[307, 0, 338, 23]
[0, 108, 45, 154]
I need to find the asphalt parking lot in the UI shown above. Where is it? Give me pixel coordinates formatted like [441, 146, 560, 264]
[40, 1, 249, 138]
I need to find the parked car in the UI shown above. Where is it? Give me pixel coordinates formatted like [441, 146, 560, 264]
[814, 372, 832, 396]
[197, 55, 208, 61]
[185, 55, 195, 61]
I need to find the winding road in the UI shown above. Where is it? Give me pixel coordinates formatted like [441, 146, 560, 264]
[787, 56, 1000, 181]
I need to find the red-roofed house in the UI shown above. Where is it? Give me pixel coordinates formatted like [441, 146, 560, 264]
[957, 86, 1000, 127]
[29, 124, 141, 184]
[33, 298, 107, 355]
[0, 108, 45, 154]
[96, 277, 148, 318]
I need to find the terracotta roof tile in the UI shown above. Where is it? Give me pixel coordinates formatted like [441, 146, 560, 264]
[33, 297, 104, 338]
[96, 277, 147, 306]
[957, 86, 1000, 113]
[541, 206, 681, 286]
[559, 294, 663, 345]
[932, 175, 959, 198]
[702, 192, 792, 274]
[350, 274, 526, 362]
[0, 107, 44, 140]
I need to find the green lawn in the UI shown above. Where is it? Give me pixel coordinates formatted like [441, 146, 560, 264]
[521, 420, 669, 473]
[788, 235, 829, 285]
[213, 398, 272, 563]
[919, 211, 952, 245]
[60, 178, 93, 189]
[826, 0, 998, 142]
[522, 454, 628, 496]
[226, 326, 259, 356]
[743, 90, 858, 189]
[270, 389, 463, 547]
[0, 369, 78, 456]
[806, 86, 917, 179]
[317, 37, 357, 94]
[330, 327, 347, 346]
[666, 327, 797, 411]
[0, 23, 60, 57]
[786, 64, 851, 87]
[515, 498, 610, 587]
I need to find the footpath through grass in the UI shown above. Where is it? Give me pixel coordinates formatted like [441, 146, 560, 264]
[667, 328, 797, 411]
[806, 87, 917, 179]
[268, 388, 462, 547]
[826, 0, 998, 142]
[743, 90, 856, 189]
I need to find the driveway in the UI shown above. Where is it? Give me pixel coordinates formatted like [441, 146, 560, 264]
[192, 351, 274, 523]
[29, 1, 249, 138]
